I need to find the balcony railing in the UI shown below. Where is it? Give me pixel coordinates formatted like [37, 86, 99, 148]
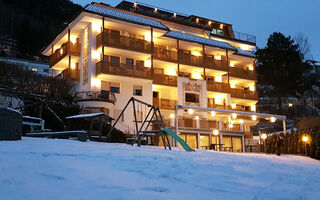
[153, 98, 177, 110]
[229, 67, 257, 80]
[230, 88, 258, 100]
[97, 30, 153, 54]
[76, 90, 116, 103]
[56, 68, 80, 82]
[96, 61, 151, 79]
[233, 31, 256, 44]
[178, 51, 203, 67]
[207, 81, 230, 93]
[153, 68, 177, 86]
[153, 46, 178, 63]
[49, 41, 81, 67]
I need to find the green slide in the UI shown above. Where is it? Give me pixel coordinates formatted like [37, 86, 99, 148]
[161, 128, 194, 152]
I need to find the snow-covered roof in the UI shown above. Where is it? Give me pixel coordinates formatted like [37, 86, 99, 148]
[0, 105, 22, 115]
[85, 4, 169, 30]
[66, 112, 114, 120]
[164, 31, 236, 51]
[234, 48, 256, 58]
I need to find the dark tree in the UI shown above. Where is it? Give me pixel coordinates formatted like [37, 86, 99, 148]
[256, 32, 309, 112]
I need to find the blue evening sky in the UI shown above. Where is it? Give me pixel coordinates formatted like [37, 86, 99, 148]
[73, 0, 320, 60]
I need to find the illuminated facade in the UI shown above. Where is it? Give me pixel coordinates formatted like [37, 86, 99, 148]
[42, 1, 286, 152]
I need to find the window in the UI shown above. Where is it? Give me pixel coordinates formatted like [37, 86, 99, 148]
[153, 91, 159, 98]
[126, 58, 134, 66]
[43, 69, 49, 73]
[110, 82, 120, 94]
[212, 28, 224, 36]
[136, 60, 144, 67]
[110, 56, 120, 64]
[185, 93, 199, 103]
[133, 85, 142, 96]
[31, 68, 38, 72]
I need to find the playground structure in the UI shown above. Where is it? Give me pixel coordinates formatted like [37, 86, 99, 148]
[107, 97, 193, 151]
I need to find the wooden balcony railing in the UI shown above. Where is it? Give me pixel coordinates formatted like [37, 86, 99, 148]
[76, 90, 116, 103]
[97, 30, 153, 54]
[49, 41, 81, 67]
[153, 98, 177, 110]
[178, 51, 203, 67]
[96, 61, 151, 79]
[229, 67, 257, 80]
[56, 68, 80, 82]
[230, 88, 258, 100]
[153, 46, 178, 63]
[204, 56, 228, 71]
[207, 81, 230, 93]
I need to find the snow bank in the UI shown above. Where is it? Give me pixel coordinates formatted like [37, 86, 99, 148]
[0, 137, 319, 200]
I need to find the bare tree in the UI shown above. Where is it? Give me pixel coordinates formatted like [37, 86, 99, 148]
[295, 33, 313, 61]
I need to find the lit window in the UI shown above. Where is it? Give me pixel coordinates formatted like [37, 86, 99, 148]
[31, 68, 38, 72]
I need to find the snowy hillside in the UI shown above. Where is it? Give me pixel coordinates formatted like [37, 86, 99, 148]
[0, 137, 319, 200]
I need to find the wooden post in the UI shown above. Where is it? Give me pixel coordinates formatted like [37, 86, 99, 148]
[68, 55, 71, 80]
[102, 17, 105, 60]
[226, 49, 229, 84]
[99, 116, 102, 139]
[151, 27, 154, 74]
[177, 39, 180, 75]
[203, 44, 206, 79]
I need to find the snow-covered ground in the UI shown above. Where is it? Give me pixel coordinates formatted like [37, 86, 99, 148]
[0, 137, 319, 200]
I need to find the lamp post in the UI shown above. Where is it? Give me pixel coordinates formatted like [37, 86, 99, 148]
[261, 133, 267, 154]
[302, 135, 309, 156]
[213, 129, 219, 151]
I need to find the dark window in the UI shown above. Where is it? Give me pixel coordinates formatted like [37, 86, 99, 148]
[126, 58, 134, 66]
[133, 85, 142, 96]
[136, 60, 144, 67]
[153, 91, 159, 98]
[110, 87, 120, 93]
[110, 56, 120, 63]
[185, 93, 199, 103]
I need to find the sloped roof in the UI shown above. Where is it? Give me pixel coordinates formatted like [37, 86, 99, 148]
[234, 48, 256, 58]
[66, 112, 114, 120]
[85, 4, 169, 30]
[164, 31, 236, 51]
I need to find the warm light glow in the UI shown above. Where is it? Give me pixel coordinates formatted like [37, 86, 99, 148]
[211, 111, 216, 117]
[249, 65, 254, 71]
[219, 24, 224, 29]
[133, 2, 137, 8]
[215, 76, 222, 83]
[191, 51, 202, 57]
[196, 18, 199, 23]
[60, 48, 63, 55]
[92, 23, 101, 33]
[232, 113, 237, 119]
[70, 35, 77, 45]
[230, 82, 236, 88]
[270, 117, 276, 123]
[144, 33, 152, 42]
[188, 109, 194, 115]
[214, 94, 224, 105]
[154, 8, 158, 12]
[261, 133, 267, 140]
[251, 105, 256, 112]
[173, 13, 177, 17]
[213, 129, 219, 136]
[170, 113, 175, 119]
[230, 62, 235, 67]
[229, 122, 233, 128]
[249, 85, 255, 92]
[239, 120, 244, 124]
[145, 60, 151, 68]
[195, 116, 200, 120]
[208, 21, 212, 26]
[231, 104, 236, 109]
[252, 115, 257, 121]
[92, 51, 101, 60]
[91, 78, 101, 89]
[288, 103, 293, 107]
[302, 136, 309, 143]
[214, 55, 222, 60]
[192, 72, 202, 80]
[165, 68, 177, 76]
[70, 62, 76, 69]
[240, 44, 250, 50]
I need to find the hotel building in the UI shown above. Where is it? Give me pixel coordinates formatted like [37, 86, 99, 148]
[42, 1, 286, 152]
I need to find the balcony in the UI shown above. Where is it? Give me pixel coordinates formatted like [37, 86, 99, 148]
[96, 61, 151, 79]
[178, 51, 203, 67]
[229, 67, 257, 80]
[56, 68, 80, 82]
[153, 46, 178, 63]
[76, 90, 116, 103]
[153, 68, 177, 86]
[49, 41, 81, 67]
[96, 30, 153, 54]
[207, 81, 230, 93]
[230, 88, 258, 100]
[153, 98, 177, 110]
[233, 31, 256, 44]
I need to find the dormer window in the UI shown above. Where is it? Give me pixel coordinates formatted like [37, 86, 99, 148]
[212, 28, 224, 36]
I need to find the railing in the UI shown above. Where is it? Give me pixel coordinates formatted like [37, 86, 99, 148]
[178, 51, 203, 67]
[233, 31, 256, 44]
[153, 98, 177, 110]
[97, 30, 153, 53]
[153, 68, 177, 86]
[230, 88, 258, 100]
[229, 67, 257, 80]
[49, 41, 81, 67]
[153, 46, 178, 62]
[76, 90, 116, 103]
[206, 81, 230, 93]
[96, 61, 151, 79]
[56, 68, 80, 82]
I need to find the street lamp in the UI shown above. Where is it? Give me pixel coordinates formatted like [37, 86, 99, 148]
[261, 133, 267, 154]
[302, 135, 310, 156]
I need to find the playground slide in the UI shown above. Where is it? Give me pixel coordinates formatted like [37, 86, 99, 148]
[161, 128, 194, 152]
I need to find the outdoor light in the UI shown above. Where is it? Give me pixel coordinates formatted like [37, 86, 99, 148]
[232, 113, 237, 119]
[195, 116, 199, 120]
[270, 117, 276, 123]
[230, 62, 235, 67]
[239, 120, 244, 124]
[133, 2, 137, 8]
[214, 55, 222, 60]
[213, 129, 219, 136]
[154, 8, 158, 12]
[173, 13, 177, 17]
[144, 60, 151, 68]
[215, 76, 222, 83]
[249, 65, 254, 71]
[302, 136, 309, 143]
[70, 35, 77, 45]
[188, 109, 194, 115]
[252, 115, 257, 121]
[165, 68, 177, 76]
[288, 103, 293, 107]
[302, 135, 310, 156]
[261, 133, 267, 140]
[60, 48, 63, 55]
[211, 111, 216, 117]
[230, 82, 236, 88]
[249, 85, 255, 92]
[231, 104, 236, 109]
[219, 24, 224, 29]
[240, 44, 249, 50]
[196, 18, 199, 23]
[191, 51, 201, 57]
[169, 113, 175, 119]
[144, 33, 152, 42]
[92, 51, 101, 60]
[92, 23, 102, 32]
[70, 62, 76, 69]
[91, 78, 101, 89]
[192, 72, 202, 80]
[208, 20, 212, 26]
[251, 105, 256, 112]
